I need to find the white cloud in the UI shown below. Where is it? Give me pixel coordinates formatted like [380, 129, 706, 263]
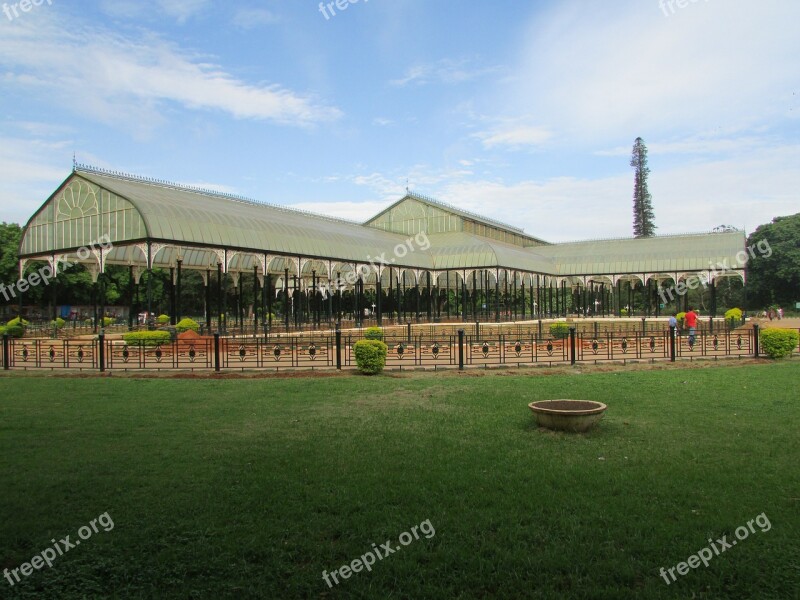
[158, 0, 210, 22]
[0, 16, 341, 135]
[288, 201, 389, 224]
[232, 8, 279, 29]
[99, 0, 210, 22]
[500, 1, 800, 141]
[0, 136, 71, 224]
[475, 124, 552, 149]
[390, 58, 501, 87]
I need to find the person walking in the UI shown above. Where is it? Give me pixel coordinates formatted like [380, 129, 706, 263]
[685, 306, 698, 346]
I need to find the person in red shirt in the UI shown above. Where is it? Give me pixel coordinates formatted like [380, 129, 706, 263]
[685, 306, 698, 346]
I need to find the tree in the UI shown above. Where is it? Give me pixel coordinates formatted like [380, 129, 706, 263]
[745, 213, 800, 309]
[630, 137, 656, 238]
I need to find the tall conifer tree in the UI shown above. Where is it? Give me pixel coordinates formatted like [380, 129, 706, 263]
[631, 137, 656, 238]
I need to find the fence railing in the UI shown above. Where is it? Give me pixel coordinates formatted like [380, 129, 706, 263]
[1, 327, 785, 373]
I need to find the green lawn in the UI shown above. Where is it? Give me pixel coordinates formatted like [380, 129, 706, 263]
[0, 363, 798, 599]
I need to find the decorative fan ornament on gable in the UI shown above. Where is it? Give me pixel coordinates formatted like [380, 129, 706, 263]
[56, 181, 100, 221]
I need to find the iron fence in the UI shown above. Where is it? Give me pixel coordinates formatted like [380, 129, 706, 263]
[1, 327, 785, 373]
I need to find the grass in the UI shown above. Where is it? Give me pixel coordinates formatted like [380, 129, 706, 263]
[0, 362, 798, 599]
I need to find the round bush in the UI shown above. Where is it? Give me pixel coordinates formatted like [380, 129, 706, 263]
[176, 318, 200, 333]
[364, 327, 384, 341]
[549, 322, 570, 340]
[6, 317, 29, 328]
[760, 328, 798, 359]
[102, 317, 115, 327]
[725, 308, 743, 329]
[725, 308, 743, 321]
[51, 317, 66, 329]
[156, 314, 171, 325]
[353, 339, 388, 375]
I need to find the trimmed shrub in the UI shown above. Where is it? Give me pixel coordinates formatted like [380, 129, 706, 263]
[175, 318, 200, 333]
[123, 331, 172, 347]
[725, 308, 743, 321]
[5, 318, 27, 338]
[620, 308, 629, 316]
[156, 314, 171, 325]
[102, 317, 115, 327]
[760, 329, 798, 359]
[51, 317, 66, 329]
[725, 308, 743, 330]
[364, 327, 384, 341]
[4, 326, 24, 338]
[353, 340, 388, 375]
[0, 326, 4, 336]
[549, 322, 570, 339]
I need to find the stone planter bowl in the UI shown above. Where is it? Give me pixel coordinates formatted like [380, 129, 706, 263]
[528, 400, 607, 433]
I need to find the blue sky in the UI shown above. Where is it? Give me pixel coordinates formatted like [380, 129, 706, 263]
[0, 0, 797, 242]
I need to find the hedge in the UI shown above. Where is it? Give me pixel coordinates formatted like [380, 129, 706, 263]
[363, 327, 384, 341]
[175, 318, 200, 333]
[353, 340, 388, 375]
[123, 331, 172, 347]
[550, 322, 570, 340]
[760, 329, 798, 359]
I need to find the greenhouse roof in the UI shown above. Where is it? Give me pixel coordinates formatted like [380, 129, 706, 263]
[19, 166, 748, 279]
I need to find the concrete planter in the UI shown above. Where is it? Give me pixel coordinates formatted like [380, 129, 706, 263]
[528, 400, 607, 433]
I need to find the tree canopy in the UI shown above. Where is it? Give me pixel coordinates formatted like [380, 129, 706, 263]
[745, 213, 800, 309]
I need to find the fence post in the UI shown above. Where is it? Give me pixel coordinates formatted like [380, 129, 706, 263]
[475, 321, 480, 338]
[98, 333, 106, 372]
[641, 317, 646, 334]
[335, 325, 342, 370]
[458, 329, 465, 370]
[709, 317, 714, 333]
[406, 321, 412, 344]
[753, 324, 759, 358]
[669, 325, 676, 362]
[214, 333, 221, 372]
[569, 326, 577, 365]
[2, 334, 9, 370]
